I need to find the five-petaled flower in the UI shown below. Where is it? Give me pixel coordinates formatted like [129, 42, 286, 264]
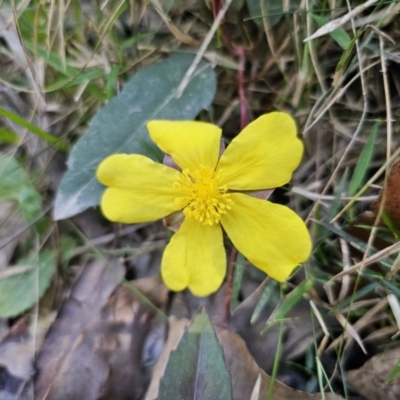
[96, 112, 312, 297]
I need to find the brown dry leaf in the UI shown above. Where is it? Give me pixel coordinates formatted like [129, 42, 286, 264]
[371, 158, 400, 229]
[145, 316, 343, 400]
[0, 318, 34, 400]
[34, 263, 169, 400]
[347, 346, 400, 400]
[34, 258, 125, 400]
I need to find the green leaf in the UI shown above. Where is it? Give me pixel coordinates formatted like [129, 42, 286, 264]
[349, 121, 380, 196]
[0, 152, 42, 222]
[54, 53, 216, 220]
[387, 359, 400, 382]
[311, 14, 351, 49]
[0, 250, 55, 317]
[261, 278, 314, 333]
[156, 307, 232, 400]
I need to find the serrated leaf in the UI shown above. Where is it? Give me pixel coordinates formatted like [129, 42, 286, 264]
[54, 53, 216, 220]
[156, 307, 232, 400]
[311, 14, 351, 49]
[0, 250, 55, 317]
[0, 152, 42, 222]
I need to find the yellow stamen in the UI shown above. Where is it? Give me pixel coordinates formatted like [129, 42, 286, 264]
[173, 165, 233, 226]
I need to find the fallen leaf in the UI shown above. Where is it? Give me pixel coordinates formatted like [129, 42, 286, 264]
[146, 315, 343, 400]
[154, 308, 232, 400]
[0, 318, 34, 400]
[347, 346, 400, 400]
[34, 258, 125, 400]
[371, 158, 400, 229]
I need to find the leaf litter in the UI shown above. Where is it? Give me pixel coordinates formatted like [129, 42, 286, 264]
[2, 0, 400, 398]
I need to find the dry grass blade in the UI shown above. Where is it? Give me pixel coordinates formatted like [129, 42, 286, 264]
[334, 312, 367, 354]
[304, 0, 378, 42]
[175, 0, 233, 97]
[330, 239, 400, 281]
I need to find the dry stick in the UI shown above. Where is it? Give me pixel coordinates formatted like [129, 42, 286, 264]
[175, 0, 233, 98]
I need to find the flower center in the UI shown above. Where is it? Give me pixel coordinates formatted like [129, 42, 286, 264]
[173, 165, 233, 226]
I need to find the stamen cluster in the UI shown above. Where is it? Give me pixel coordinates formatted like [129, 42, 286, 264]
[173, 165, 233, 225]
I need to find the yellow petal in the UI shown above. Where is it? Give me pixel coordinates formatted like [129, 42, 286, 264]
[161, 218, 226, 297]
[217, 112, 303, 190]
[220, 193, 311, 282]
[147, 120, 221, 171]
[97, 154, 180, 223]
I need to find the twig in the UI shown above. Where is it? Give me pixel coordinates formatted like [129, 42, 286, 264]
[175, 0, 233, 97]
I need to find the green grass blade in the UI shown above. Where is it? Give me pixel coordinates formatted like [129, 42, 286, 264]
[349, 121, 380, 196]
[262, 278, 314, 333]
[0, 107, 68, 152]
[311, 14, 351, 49]
[328, 167, 348, 222]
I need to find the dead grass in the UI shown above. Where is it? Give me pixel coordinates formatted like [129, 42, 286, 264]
[2, 0, 400, 399]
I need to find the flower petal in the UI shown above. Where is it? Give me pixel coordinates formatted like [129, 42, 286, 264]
[97, 154, 180, 223]
[161, 218, 226, 297]
[217, 112, 303, 190]
[147, 120, 221, 171]
[220, 193, 311, 282]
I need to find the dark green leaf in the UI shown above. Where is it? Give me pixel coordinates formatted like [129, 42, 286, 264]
[156, 308, 232, 400]
[54, 53, 216, 220]
[0, 250, 55, 317]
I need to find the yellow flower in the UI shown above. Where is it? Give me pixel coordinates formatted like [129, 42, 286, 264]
[96, 112, 312, 297]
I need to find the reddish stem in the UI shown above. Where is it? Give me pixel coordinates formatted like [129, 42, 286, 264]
[212, 0, 235, 54]
[212, 0, 248, 328]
